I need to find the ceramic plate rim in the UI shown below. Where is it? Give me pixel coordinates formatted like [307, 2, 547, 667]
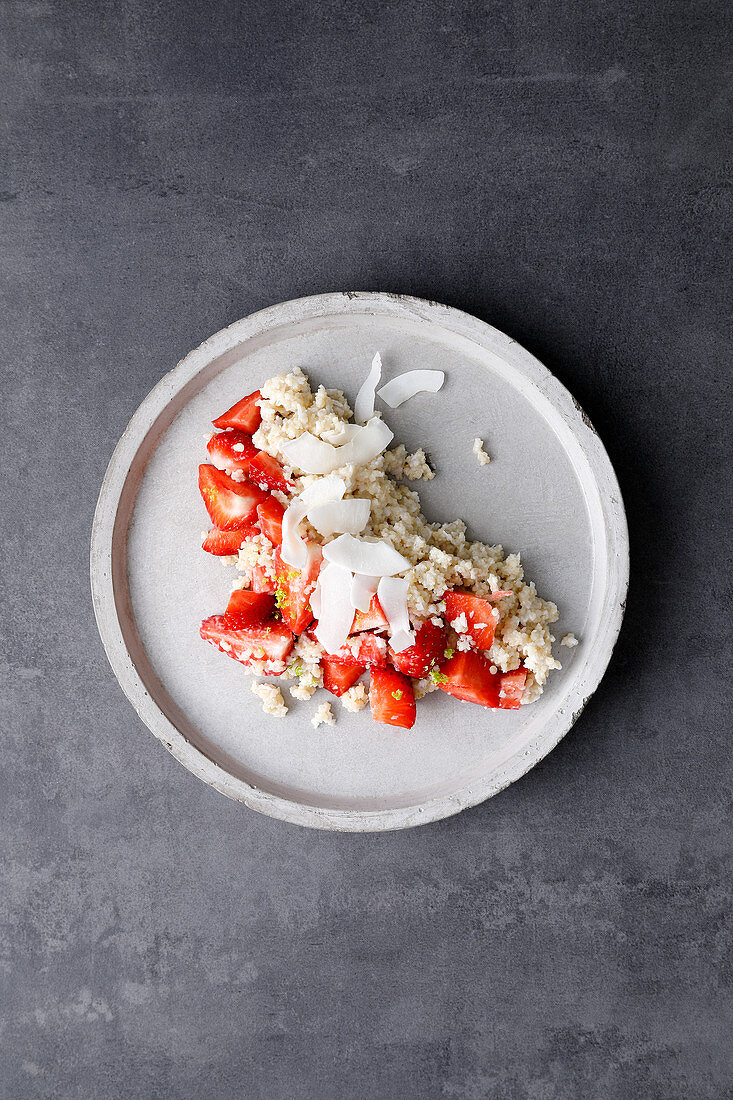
[90, 292, 629, 832]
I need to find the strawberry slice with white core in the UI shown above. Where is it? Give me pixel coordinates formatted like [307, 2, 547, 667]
[350, 594, 389, 634]
[247, 451, 293, 494]
[199, 464, 268, 531]
[224, 589, 276, 629]
[202, 528, 255, 556]
[206, 430, 258, 473]
[200, 616, 294, 666]
[256, 496, 285, 546]
[320, 632, 387, 669]
[390, 620, 446, 678]
[443, 590, 500, 651]
[212, 390, 262, 434]
[274, 542, 323, 635]
[321, 656, 363, 697]
[369, 667, 416, 729]
[251, 565, 276, 594]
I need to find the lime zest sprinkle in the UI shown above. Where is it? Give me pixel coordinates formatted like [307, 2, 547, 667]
[429, 668, 448, 685]
[391, 689, 403, 700]
[444, 647, 455, 659]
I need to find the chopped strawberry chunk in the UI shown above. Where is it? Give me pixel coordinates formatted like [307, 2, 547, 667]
[224, 589, 276, 629]
[248, 451, 293, 494]
[350, 595, 389, 634]
[212, 390, 262, 434]
[257, 496, 285, 546]
[498, 668, 527, 709]
[274, 542, 322, 635]
[390, 621, 446, 678]
[251, 565, 276, 594]
[321, 656, 363, 697]
[198, 464, 268, 531]
[200, 615, 294, 665]
[443, 590, 499, 651]
[369, 667, 416, 729]
[202, 527, 255, 556]
[438, 650, 501, 708]
[206, 430, 258, 473]
[321, 632, 388, 668]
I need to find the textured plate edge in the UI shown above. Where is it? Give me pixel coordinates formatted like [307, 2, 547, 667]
[90, 291, 629, 832]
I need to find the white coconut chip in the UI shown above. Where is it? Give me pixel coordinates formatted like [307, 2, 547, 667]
[322, 534, 410, 576]
[307, 498, 371, 537]
[377, 369, 445, 409]
[280, 477, 346, 568]
[313, 563, 354, 654]
[377, 576, 415, 652]
[350, 573, 379, 613]
[281, 418, 393, 475]
[354, 352, 382, 424]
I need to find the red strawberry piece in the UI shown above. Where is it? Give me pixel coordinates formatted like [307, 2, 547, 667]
[212, 390, 262, 434]
[350, 595, 389, 634]
[321, 656, 363, 697]
[224, 589, 276, 629]
[247, 451, 293, 494]
[200, 615, 294, 665]
[390, 620, 446, 678]
[206, 430, 258, 473]
[323, 632, 388, 668]
[256, 495, 285, 545]
[369, 667, 416, 729]
[443, 590, 499, 651]
[274, 542, 323, 635]
[498, 668, 527, 709]
[198, 464, 268, 531]
[437, 650, 501, 708]
[251, 565, 276, 594]
[201, 527, 256, 556]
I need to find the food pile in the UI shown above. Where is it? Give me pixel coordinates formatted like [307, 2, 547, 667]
[197, 356, 565, 729]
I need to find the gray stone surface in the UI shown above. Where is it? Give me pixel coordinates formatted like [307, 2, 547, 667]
[1, 0, 731, 1096]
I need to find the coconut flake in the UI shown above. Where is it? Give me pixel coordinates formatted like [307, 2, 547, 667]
[280, 477, 346, 568]
[322, 534, 410, 576]
[321, 424, 361, 445]
[350, 573, 379, 613]
[354, 352, 382, 424]
[307, 498, 371, 537]
[377, 577, 415, 652]
[281, 418, 393, 474]
[377, 370, 445, 409]
[314, 563, 354, 654]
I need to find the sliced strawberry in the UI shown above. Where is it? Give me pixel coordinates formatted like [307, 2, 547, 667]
[257, 496, 285, 546]
[224, 589, 276, 629]
[206, 430, 258, 473]
[443, 590, 499, 651]
[202, 527, 256, 556]
[199, 464, 268, 531]
[438, 650, 501, 708]
[274, 542, 323, 634]
[321, 656, 363, 697]
[390, 621, 446, 678]
[248, 451, 293, 494]
[350, 595, 389, 634]
[321, 632, 388, 668]
[498, 668, 527, 710]
[200, 615, 294, 665]
[369, 667, 416, 729]
[251, 565, 276, 594]
[212, 390, 262, 434]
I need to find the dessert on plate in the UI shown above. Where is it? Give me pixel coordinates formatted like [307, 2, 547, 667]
[198, 355, 568, 729]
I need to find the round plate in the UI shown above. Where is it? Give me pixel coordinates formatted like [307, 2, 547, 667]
[91, 293, 628, 831]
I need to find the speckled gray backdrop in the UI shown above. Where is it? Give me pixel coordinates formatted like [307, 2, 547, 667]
[1, 1, 731, 1097]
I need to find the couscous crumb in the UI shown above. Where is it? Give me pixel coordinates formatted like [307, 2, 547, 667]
[473, 438, 491, 466]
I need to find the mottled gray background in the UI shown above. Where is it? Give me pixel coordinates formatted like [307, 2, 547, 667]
[2, 0, 731, 1097]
